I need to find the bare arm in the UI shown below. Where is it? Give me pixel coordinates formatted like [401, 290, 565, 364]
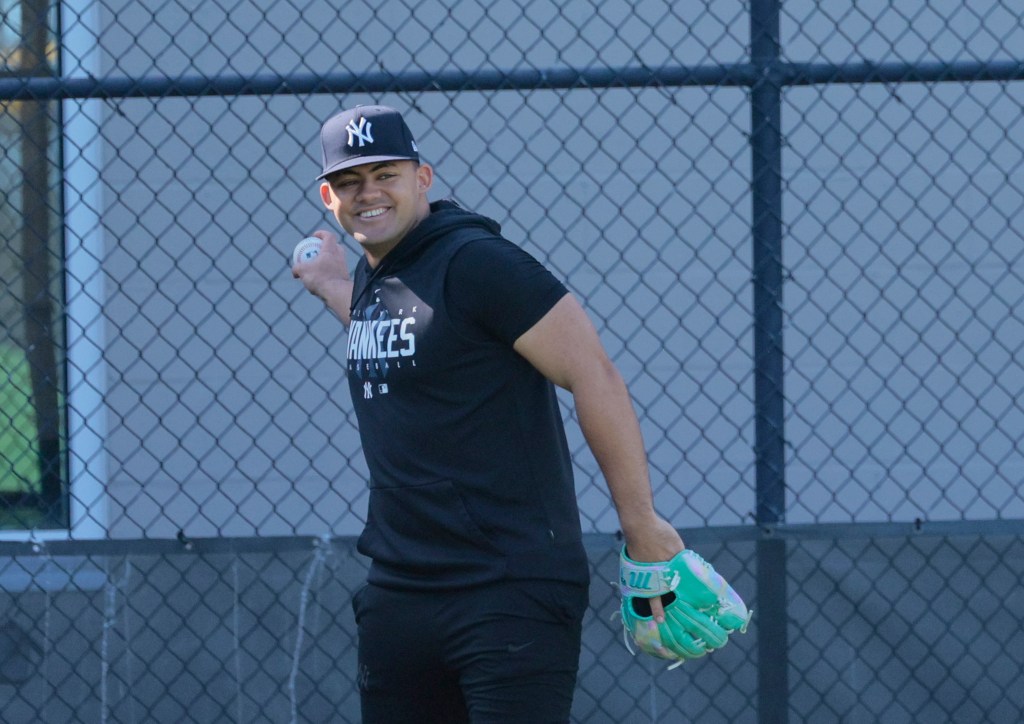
[291, 230, 354, 326]
[513, 293, 685, 568]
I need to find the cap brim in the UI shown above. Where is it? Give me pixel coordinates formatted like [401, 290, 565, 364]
[317, 154, 419, 181]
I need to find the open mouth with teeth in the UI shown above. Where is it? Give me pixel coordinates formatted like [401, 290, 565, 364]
[359, 208, 387, 219]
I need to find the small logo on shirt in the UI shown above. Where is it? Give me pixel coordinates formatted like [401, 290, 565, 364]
[506, 641, 535, 653]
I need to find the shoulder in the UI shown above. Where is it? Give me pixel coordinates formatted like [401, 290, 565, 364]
[445, 235, 568, 343]
[448, 234, 543, 273]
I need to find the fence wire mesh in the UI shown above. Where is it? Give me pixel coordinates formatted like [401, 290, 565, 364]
[1, 0, 1023, 721]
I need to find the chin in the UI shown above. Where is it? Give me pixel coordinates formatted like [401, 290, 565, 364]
[354, 234, 396, 252]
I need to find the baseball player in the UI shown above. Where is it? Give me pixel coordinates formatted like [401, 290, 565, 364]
[293, 105, 746, 723]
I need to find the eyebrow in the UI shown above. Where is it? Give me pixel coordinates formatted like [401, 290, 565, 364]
[334, 162, 397, 180]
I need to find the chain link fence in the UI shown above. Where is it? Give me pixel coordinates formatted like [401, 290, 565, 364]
[2, 0, 1023, 721]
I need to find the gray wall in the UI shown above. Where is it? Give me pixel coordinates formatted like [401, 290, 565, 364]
[57, 0, 1024, 541]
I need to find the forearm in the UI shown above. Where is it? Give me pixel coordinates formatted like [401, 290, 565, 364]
[571, 359, 660, 536]
[319, 278, 354, 326]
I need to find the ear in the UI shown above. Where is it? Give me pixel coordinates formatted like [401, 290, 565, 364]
[319, 182, 333, 208]
[416, 163, 434, 194]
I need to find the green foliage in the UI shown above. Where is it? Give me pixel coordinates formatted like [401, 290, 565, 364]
[0, 342, 40, 495]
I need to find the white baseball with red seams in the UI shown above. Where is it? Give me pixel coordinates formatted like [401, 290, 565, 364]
[292, 237, 322, 266]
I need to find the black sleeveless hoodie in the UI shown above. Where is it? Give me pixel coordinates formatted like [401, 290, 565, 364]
[346, 200, 589, 590]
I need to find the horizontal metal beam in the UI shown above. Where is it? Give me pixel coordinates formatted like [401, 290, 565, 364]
[676, 517, 1024, 543]
[2, 59, 1022, 101]
[2, 519, 1021, 558]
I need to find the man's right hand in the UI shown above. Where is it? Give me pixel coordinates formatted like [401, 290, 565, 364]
[291, 230, 354, 325]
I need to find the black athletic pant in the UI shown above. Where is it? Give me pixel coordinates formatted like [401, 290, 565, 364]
[352, 578, 588, 723]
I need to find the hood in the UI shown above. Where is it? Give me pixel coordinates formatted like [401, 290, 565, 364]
[379, 199, 502, 272]
[350, 199, 502, 311]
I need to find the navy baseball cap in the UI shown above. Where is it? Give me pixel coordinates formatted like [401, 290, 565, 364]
[317, 105, 420, 180]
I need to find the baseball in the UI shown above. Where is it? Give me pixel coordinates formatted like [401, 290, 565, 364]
[292, 236, 322, 266]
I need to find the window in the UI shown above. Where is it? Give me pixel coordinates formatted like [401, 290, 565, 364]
[1, 0, 67, 529]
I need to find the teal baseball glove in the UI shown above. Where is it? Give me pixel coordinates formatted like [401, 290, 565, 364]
[618, 546, 751, 668]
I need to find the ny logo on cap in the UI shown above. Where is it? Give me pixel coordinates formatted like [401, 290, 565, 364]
[346, 117, 374, 148]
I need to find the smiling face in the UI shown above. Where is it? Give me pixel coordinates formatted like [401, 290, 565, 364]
[320, 160, 433, 266]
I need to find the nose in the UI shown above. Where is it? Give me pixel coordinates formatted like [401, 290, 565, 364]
[355, 178, 382, 201]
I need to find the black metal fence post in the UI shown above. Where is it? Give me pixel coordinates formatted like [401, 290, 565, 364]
[751, 0, 789, 722]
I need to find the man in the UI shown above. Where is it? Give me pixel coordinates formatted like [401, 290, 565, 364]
[293, 104, 684, 723]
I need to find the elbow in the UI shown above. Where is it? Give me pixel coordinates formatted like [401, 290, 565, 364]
[563, 353, 624, 395]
